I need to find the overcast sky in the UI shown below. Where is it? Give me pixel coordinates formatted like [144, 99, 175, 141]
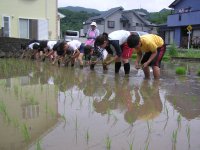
[58, 0, 175, 12]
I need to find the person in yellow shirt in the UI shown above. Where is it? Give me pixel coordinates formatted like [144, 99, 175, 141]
[127, 34, 166, 79]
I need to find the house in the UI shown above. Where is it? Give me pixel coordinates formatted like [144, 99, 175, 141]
[83, 6, 157, 35]
[166, 0, 200, 47]
[0, 0, 63, 40]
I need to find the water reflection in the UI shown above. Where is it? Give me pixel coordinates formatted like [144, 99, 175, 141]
[93, 79, 162, 124]
[0, 60, 58, 150]
[1, 59, 200, 150]
[164, 78, 200, 120]
[124, 80, 162, 124]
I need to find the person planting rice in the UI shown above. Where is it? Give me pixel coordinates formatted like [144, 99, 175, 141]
[84, 45, 109, 70]
[127, 33, 166, 79]
[95, 30, 134, 75]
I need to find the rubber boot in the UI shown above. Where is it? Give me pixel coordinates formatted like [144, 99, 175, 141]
[90, 64, 95, 70]
[115, 62, 121, 73]
[124, 63, 130, 75]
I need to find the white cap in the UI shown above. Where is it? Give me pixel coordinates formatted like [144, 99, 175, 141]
[90, 22, 97, 27]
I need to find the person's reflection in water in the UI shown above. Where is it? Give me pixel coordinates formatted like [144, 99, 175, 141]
[54, 68, 76, 93]
[124, 79, 162, 124]
[93, 79, 114, 115]
[83, 72, 98, 97]
[83, 72, 107, 99]
[93, 77, 133, 115]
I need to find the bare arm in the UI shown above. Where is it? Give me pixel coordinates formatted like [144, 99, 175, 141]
[135, 51, 142, 69]
[71, 49, 80, 59]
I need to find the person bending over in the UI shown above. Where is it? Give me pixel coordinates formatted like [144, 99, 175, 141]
[95, 30, 134, 75]
[127, 34, 166, 79]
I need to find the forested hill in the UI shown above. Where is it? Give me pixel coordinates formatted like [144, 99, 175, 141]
[58, 6, 171, 33]
[59, 6, 102, 14]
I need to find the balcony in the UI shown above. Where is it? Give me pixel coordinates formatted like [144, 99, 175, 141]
[167, 10, 200, 27]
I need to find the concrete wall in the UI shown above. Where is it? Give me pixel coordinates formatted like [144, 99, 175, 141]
[0, 37, 30, 58]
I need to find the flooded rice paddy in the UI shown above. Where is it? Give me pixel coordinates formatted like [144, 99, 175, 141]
[0, 59, 200, 150]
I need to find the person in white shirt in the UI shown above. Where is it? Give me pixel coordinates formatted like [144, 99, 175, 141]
[95, 30, 134, 75]
[45, 40, 58, 62]
[65, 40, 84, 68]
[52, 40, 79, 67]
[21, 40, 40, 59]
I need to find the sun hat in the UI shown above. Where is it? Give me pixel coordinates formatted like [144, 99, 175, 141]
[90, 22, 97, 27]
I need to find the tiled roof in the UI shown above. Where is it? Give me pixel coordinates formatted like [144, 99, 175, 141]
[85, 7, 123, 24]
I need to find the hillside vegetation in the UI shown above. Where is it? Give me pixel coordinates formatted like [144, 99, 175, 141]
[58, 6, 172, 35]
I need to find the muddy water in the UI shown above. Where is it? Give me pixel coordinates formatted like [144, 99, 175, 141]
[0, 59, 200, 150]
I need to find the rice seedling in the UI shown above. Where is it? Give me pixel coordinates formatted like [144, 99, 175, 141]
[61, 114, 67, 127]
[75, 115, 78, 144]
[21, 123, 31, 142]
[145, 121, 152, 150]
[35, 138, 42, 150]
[128, 137, 134, 150]
[69, 90, 75, 106]
[85, 129, 90, 145]
[111, 113, 118, 127]
[106, 108, 111, 116]
[166, 106, 169, 118]
[75, 115, 78, 131]
[105, 136, 111, 150]
[173, 97, 177, 115]
[177, 114, 182, 128]
[106, 108, 112, 123]
[128, 142, 133, 150]
[172, 129, 178, 150]
[175, 67, 186, 75]
[144, 140, 150, 150]
[0, 101, 11, 124]
[27, 95, 38, 105]
[147, 121, 152, 134]
[163, 117, 169, 131]
[186, 124, 191, 148]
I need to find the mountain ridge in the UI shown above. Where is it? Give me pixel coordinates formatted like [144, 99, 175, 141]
[59, 6, 171, 14]
[58, 6, 171, 33]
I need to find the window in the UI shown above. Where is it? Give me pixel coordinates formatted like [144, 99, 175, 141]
[19, 18, 29, 39]
[2, 16, 10, 37]
[108, 21, 115, 28]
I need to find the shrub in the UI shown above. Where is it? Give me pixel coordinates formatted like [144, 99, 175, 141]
[176, 67, 186, 75]
[168, 43, 178, 57]
[162, 54, 170, 61]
